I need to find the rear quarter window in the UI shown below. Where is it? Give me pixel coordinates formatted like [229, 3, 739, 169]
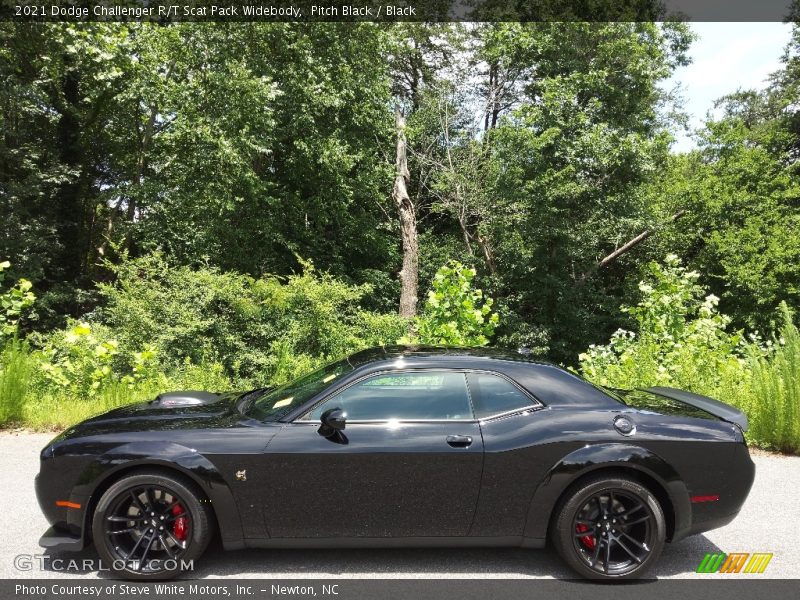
[467, 372, 536, 419]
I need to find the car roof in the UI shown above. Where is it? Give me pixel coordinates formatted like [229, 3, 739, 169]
[342, 344, 553, 368]
[334, 346, 620, 409]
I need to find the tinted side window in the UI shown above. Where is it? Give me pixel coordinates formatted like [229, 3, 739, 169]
[467, 372, 535, 419]
[305, 371, 472, 421]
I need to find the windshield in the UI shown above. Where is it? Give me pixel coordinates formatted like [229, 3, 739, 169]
[245, 358, 354, 421]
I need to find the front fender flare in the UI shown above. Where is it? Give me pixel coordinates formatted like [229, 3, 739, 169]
[71, 441, 244, 550]
[522, 443, 691, 541]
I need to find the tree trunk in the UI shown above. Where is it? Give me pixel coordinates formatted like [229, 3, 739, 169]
[392, 109, 419, 317]
[53, 59, 86, 287]
[476, 232, 497, 275]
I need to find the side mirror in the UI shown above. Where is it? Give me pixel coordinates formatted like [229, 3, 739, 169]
[318, 407, 346, 438]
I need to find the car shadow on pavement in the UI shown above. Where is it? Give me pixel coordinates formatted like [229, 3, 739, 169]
[36, 535, 722, 579]
[188, 534, 724, 579]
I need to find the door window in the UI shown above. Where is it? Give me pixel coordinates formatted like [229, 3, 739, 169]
[467, 372, 536, 419]
[303, 371, 473, 421]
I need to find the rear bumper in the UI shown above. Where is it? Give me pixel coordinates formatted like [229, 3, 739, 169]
[38, 525, 85, 552]
[672, 510, 740, 543]
[671, 442, 755, 542]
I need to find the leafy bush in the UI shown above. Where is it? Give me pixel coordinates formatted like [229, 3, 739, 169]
[0, 260, 35, 340]
[0, 253, 407, 428]
[579, 255, 757, 395]
[32, 321, 162, 398]
[35, 322, 123, 397]
[96, 253, 406, 385]
[578, 254, 800, 453]
[406, 261, 499, 346]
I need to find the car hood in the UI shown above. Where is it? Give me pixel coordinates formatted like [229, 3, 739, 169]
[54, 391, 244, 440]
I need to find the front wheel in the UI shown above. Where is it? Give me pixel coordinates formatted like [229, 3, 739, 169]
[550, 475, 666, 580]
[92, 471, 213, 580]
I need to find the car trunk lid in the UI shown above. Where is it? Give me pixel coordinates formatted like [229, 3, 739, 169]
[640, 386, 748, 431]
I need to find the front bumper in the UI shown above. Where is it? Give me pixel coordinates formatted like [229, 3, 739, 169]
[38, 525, 85, 552]
[35, 451, 91, 550]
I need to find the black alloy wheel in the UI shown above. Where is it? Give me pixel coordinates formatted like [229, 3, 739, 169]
[92, 472, 212, 580]
[551, 475, 666, 580]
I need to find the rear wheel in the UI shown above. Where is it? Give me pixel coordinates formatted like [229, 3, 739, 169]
[550, 474, 665, 580]
[92, 472, 212, 580]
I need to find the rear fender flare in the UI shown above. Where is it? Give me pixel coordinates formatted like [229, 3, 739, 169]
[522, 443, 690, 540]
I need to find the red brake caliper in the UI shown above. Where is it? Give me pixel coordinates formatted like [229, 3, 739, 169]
[172, 503, 187, 542]
[575, 523, 596, 550]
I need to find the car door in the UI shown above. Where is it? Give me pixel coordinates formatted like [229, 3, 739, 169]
[260, 370, 484, 539]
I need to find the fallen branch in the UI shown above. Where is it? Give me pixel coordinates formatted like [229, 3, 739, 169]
[582, 209, 686, 279]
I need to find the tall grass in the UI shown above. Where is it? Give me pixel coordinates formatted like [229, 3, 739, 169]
[15, 353, 239, 430]
[22, 382, 154, 430]
[748, 308, 800, 453]
[0, 339, 34, 424]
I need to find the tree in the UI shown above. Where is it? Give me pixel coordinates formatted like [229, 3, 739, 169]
[0, 22, 135, 320]
[387, 24, 467, 316]
[478, 22, 692, 361]
[1, 23, 401, 321]
[646, 25, 800, 334]
[392, 110, 419, 317]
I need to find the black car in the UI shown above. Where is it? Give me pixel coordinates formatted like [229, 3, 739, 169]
[36, 346, 754, 580]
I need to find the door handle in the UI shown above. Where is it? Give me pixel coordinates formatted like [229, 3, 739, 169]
[446, 435, 473, 448]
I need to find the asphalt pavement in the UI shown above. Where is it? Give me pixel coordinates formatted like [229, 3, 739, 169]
[1, 432, 797, 579]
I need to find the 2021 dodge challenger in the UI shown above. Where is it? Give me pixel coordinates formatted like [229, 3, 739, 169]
[36, 346, 755, 580]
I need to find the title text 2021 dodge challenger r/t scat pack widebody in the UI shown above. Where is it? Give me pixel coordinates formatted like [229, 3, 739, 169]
[36, 346, 754, 580]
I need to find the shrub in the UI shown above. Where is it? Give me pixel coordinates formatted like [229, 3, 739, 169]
[577, 255, 800, 453]
[579, 254, 758, 395]
[405, 261, 499, 346]
[97, 253, 406, 385]
[34, 321, 121, 397]
[0, 260, 36, 341]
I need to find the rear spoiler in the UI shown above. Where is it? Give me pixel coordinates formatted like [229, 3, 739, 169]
[642, 386, 749, 432]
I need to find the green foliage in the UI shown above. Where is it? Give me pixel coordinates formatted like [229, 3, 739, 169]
[2, 22, 800, 451]
[1, 22, 397, 318]
[748, 304, 800, 453]
[97, 253, 406, 385]
[660, 119, 800, 334]
[580, 255, 753, 393]
[579, 255, 800, 453]
[0, 261, 36, 340]
[2, 251, 407, 428]
[478, 22, 692, 362]
[34, 321, 161, 397]
[0, 339, 34, 424]
[406, 261, 499, 346]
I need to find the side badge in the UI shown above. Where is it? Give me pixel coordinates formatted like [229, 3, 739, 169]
[235, 469, 247, 482]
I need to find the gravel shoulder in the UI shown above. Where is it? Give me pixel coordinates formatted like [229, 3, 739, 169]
[2, 431, 797, 579]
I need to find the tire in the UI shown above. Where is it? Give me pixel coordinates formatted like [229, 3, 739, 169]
[550, 474, 666, 580]
[92, 471, 213, 580]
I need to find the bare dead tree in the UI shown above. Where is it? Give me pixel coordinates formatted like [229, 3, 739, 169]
[392, 109, 419, 317]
